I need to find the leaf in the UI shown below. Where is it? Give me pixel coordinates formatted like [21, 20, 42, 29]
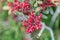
[42, 14, 48, 19]
[30, 0, 35, 8]
[15, 12, 24, 16]
[7, 0, 14, 2]
[19, 0, 24, 2]
[49, 7, 54, 15]
[37, 1, 42, 4]
[43, 8, 49, 14]
[34, 2, 38, 7]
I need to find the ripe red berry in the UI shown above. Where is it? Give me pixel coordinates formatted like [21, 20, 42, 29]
[7, 0, 30, 15]
[7, 2, 13, 7]
[22, 13, 42, 33]
[14, 0, 18, 2]
[39, 0, 55, 10]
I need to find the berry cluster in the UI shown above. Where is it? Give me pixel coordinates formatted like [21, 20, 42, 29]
[7, 0, 30, 15]
[39, 0, 56, 10]
[7, 0, 56, 33]
[22, 13, 42, 33]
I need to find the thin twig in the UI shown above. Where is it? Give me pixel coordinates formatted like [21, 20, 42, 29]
[37, 23, 45, 38]
[45, 26, 54, 40]
[50, 6, 60, 27]
[37, 22, 55, 40]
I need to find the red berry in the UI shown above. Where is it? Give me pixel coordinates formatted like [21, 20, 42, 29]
[39, 13, 42, 19]
[39, 0, 55, 10]
[7, 2, 13, 7]
[14, 0, 18, 2]
[22, 13, 42, 33]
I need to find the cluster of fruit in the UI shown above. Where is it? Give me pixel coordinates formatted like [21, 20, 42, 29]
[39, 0, 55, 10]
[7, 0, 30, 15]
[7, 0, 56, 33]
[22, 13, 42, 33]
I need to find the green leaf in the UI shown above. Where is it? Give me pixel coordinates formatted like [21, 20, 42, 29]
[34, 2, 38, 7]
[19, 0, 24, 2]
[42, 14, 48, 19]
[37, 1, 42, 4]
[43, 8, 49, 14]
[30, 0, 35, 8]
[15, 12, 24, 16]
[7, 0, 14, 2]
[49, 7, 54, 15]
